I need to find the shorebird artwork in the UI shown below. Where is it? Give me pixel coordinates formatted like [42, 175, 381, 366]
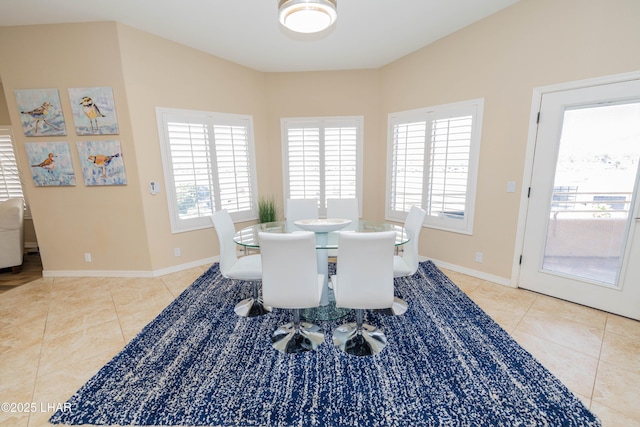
[20, 102, 61, 135]
[69, 87, 119, 135]
[14, 89, 67, 136]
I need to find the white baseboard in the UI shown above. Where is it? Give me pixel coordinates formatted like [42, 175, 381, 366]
[40, 254, 513, 288]
[42, 256, 219, 279]
[423, 256, 514, 288]
[151, 257, 218, 277]
[42, 270, 157, 278]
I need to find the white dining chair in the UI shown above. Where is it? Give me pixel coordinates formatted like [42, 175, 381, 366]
[326, 198, 359, 258]
[394, 206, 427, 277]
[259, 231, 325, 353]
[326, 198, 359, 222]
[285, 198, 318, 225]
[326, 197, 359, 233]
[211, 210, 271, 317]
[390, 205, 427, 315]
[331, 230, 396, 356]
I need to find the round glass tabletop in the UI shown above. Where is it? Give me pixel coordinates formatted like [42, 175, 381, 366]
[233, 220, 409, 249]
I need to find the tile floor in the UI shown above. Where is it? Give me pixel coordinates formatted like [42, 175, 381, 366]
[1, 264, 639, 426]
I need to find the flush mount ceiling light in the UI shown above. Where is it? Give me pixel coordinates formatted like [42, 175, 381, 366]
[278, 0, 338, 34]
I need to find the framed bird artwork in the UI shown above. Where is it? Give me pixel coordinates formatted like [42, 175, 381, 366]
[24, 142, 76, 186]
[76, 140, 127, 186]
[68, 87, 120, 135]
[14, 89, 67, 137]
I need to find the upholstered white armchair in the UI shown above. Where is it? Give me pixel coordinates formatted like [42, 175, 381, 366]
[0, 198, 24, 273]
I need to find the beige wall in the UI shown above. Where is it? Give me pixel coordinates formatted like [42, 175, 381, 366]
[379, 0, 640, 279]
[0, 0, 638, 280]
[0, 22, 152, 273]
[115, 24, 270, 270]
[0, 83, 10, 125]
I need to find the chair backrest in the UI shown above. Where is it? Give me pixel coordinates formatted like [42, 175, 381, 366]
[334, 231, 396, 310]
[259, 231, 322, 309]
[402, 206, 427, 275]
[285, 198, 318, 222]
[210, 210, 238, 277]
[327, 198, 359, 227]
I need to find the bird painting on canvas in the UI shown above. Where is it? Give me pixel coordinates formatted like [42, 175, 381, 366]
[76, 140, 126, 186]
[79, 96, 106, 133]
[20, 102, 61, 135]
[87, 153, 121, 178]
[25, 142, 76, 187]
[31, 152, 56, 172]
[69, 87, 119, 135]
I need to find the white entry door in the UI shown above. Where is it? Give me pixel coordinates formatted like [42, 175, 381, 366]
[519, 76, 640, 320]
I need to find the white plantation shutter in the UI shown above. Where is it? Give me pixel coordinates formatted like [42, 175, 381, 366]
[325, 126, 358, 200]
[167, 120, 216, 221]
[282, 117, 362, 216]
[158, 109, 258, 233]
[386, 100, 483, 234]
[213, 124, 254, 213]
[286, 125, 321, 200]
[389, 119, 427, 215]
[427, 115, 473, 218]
[0, 127, 25, 202]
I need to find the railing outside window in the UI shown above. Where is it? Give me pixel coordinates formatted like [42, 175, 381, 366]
[551, 188, 632, 219]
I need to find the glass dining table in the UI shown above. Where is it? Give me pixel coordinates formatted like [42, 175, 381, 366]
[233, 219, 409, 320]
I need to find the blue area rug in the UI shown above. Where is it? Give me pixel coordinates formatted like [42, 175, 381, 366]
[50, 261, 601, 426]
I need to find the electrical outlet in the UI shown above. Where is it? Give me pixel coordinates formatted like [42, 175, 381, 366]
[174, 247, 181, 257]
[84, 253, 92, 263]
[475, 252, 483, 263]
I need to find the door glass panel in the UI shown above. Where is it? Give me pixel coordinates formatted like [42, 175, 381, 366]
[542, 102, 640, 285]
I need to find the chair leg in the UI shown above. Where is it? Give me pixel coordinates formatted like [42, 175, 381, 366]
[391, 297, 408, 315]
[332, 309, 387, 356]
[234, 281, 272, 317]
[377, 296, 408, 316]
[271, 308, 325, 353]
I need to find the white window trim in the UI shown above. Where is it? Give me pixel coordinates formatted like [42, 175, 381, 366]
[156, 107, 259, 233]
[281, 116, 363, 217]
[385, 99, 483, 235]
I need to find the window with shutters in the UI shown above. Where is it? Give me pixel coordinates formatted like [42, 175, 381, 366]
[156, 108, 258, 233]
[386, 99, 483, 234]
[281, 117, 362, 217]
[0, 127, 26, 206]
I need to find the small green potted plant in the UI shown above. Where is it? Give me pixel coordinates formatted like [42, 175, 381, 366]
[258, 196, 278, 223]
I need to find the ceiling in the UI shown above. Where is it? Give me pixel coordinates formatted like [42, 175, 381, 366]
[0, 0, 519, 73]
